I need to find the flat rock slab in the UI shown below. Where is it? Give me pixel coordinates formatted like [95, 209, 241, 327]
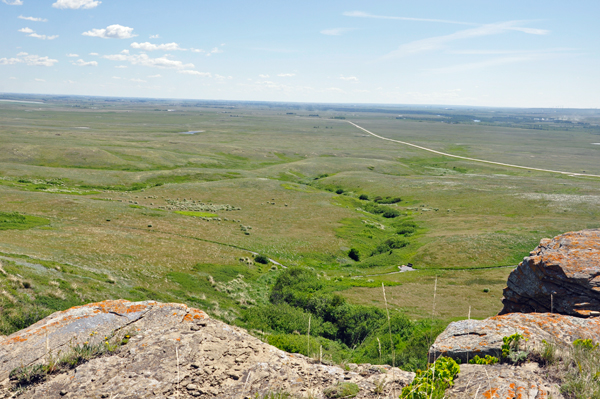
[500, 229, 600, 317]
[0, 300, 414, 399]
[429, 312, 600, 363]
[445, 363, 563, 399]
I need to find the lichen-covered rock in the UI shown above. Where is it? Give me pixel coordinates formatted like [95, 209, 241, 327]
[445, 363, 563, 399]
[0, 300, 414, 398]
[429, 312, 600, 363]
[500, 229, 600, 317]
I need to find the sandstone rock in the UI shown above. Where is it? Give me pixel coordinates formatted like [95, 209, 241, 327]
[0, 300, 414, 398]
[445, 363, 564, 399]
[500, 229, 600, 317]
[429, 312, 600, 363]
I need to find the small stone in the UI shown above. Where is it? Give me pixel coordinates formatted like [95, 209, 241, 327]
[186, 384, 198, 391]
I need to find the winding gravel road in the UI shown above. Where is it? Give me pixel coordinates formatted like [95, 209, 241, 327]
[347, 121, 600, 178]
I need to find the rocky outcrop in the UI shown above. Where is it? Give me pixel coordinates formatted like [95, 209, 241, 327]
[0, 300, 414, 399]
[500, 229, 600, 317]
[444, 363, 564, 399]
[429, 312, 600, 363]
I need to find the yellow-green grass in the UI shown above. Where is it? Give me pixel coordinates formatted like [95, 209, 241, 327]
[174, 210, 219, 218]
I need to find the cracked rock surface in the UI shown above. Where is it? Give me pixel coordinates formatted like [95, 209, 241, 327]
[500, 229, 600, 317]
[0, 300, 414, 398]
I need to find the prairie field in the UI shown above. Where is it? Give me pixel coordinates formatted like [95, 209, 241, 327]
[1, 96, 599, 337]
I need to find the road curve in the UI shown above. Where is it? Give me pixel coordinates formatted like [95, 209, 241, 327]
[347, 121, 600, 178]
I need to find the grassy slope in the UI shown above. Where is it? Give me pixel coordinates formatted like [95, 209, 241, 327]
[0, 100, 599, 335]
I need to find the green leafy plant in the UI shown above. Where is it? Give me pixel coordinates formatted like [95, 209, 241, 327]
[502, 333, 529, 363]
[468, 355, 499, 365]
[400, 357, 460, 399]
[323, 382, 360, 398]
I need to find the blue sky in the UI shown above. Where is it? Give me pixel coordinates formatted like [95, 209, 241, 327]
[1, 0, 599, 107]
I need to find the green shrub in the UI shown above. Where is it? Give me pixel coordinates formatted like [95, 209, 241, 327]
[254, 254, 270, 264]
[396, 220, 417, 236]
[267, 334, 348, 363]
[468, 355, 499, 365]
[348, 248, 360, 261]
[324, 382, 360, 398]
[375, 197, 402, 204]
[359, 194, 369, 201]
[400, 357, 460, 399]
[382, 209, 401, 218]
[9, 364, 46, 388]
[502, 333, 528, 363]
[335, 188, 344, 194]
[373, 237, 409, 255]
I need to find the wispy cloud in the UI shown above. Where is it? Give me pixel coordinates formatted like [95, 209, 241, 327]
[115, 65, 127, 68]
[103, 53, 194, 69]
[89, 52, 99, 56]
[83, 24, 136, 39]
[178, 70, 211, 77]
[18, 15, 47, 22]
[259, 74, 269, 78]
[18, 27, 33, 33]
[130, 78, 146, 82]
[343, 11, 475, 25]
[34, 78, 45, 82]
[72, 58, 98, 66]
[28, 33, 58, 40]
[2, 0, 23, 5]
[52, 0, 100, 9]
[320, 28, 352, 36]
[149, 34, 160, 39]
[429, 49, 574, 74]
[383, 21, 549, 59]
[66, 53, 79, 57]
[190, 48, 204, 53]
[340, 75, 359, 81]
[131, 42, 184, 51]
[148, 74, 161, 78]
[205, 47, 223, 56]
[277, 73, 296, 77]
[0, 52, 58, 66]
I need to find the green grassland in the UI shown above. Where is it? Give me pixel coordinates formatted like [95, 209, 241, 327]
[0, 97, 599, 366]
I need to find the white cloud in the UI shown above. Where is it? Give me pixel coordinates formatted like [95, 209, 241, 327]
[89, 52, 99, 56]
[52, 0, 100, 9]
[340, 75, 358, 81]
[65, 79, 76, 83]
[130, 78, 146, 82]
[149, 34, 160, 39]
[72, 58, 98, 66]
[190, 48, 204, 53]
[19, 27, 58, 40]
[10, 77, 17, 79]
[103, 52, 194, 69]
[67, 53, 79, 57]
[83, 24, 136, 39]
[34, 78, 45, 82]
[178, 70, 211, 77]
[112, 76, 121, 79]
[29, 33, 58, 40]
[115, 65, 127, 68]
[277, 73, 296, 77]
[148, 74, 161, 78]
[120, 49, 129, 54]
[19, 15, 47, 22]
[320, 28, 351, 36]
[383, 20, 550, 59]
[2, 0, 23, 5]
[258, 74, 269, 78]
[343, 11, 476, 26]
[131, 42, 184, 51]
[0, 52, 58, 66]
[205, 47, 223, 56]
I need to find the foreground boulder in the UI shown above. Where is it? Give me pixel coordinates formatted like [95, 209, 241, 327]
[500, 229, 600, 317]
[429, 312, 600, 363]
[444, 363, 564, 399]
[0, 300, 413, 398]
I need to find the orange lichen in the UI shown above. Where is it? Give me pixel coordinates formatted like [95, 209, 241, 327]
[482, 387, 499, 398]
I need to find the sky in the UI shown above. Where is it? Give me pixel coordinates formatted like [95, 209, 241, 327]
[1, 0, 599, 108]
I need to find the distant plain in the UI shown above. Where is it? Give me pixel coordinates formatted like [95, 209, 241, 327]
[1, 96, 599, 331]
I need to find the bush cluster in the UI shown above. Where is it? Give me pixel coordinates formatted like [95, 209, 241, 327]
[238, 267, 444, 370]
